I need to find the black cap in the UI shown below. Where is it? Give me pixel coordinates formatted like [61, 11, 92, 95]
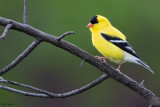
[90, 16, 98, 24]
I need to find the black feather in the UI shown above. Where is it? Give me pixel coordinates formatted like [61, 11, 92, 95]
[101, 33, 140, 59]
[90, 16, 98, 24]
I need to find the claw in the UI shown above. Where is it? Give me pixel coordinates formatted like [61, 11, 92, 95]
[95, 56, 109, 63]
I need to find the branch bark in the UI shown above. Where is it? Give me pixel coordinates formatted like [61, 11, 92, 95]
[0, 23, 12, 40]
[57, 31, 74, 41]
[0, 39, 41, 75]
[23, 0, 28, 24]
[0, 17, 159, 106]
[0, 74, 108, 98]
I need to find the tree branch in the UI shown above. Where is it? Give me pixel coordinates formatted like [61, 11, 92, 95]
[0, 39, 41, 75]
[0, 17, 159, 106]
[0, 74, 108, 98]
[0, 85, 48, 98]
[23, 0, 28, 24]
[0, 23, 12, 40]
[80, 59, 85, 69]
[57, 31, 75, 41]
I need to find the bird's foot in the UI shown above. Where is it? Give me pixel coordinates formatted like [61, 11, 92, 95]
[95, 56, 109, 63]
[116, 68, 120, 72]
[116, 63, 122, 72]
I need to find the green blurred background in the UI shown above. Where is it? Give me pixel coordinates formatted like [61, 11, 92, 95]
[0, 0, 160, 107]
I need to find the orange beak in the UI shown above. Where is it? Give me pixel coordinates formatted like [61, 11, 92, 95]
[86, 22, 94, 28]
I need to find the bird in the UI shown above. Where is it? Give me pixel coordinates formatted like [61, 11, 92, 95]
[86, 15, 154, 73]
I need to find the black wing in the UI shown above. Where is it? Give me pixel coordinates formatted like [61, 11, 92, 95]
[101, 33, 140, 59]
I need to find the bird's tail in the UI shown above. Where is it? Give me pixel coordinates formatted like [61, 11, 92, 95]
[136, 59, 154, 74]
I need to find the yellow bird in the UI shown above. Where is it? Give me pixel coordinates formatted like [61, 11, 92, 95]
[87, 15, 154, 73]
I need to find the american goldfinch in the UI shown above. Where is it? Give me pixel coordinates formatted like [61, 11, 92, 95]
[87, 15, 154, 73]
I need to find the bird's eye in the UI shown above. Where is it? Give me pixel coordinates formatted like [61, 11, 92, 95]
[90, 16, 98, 24]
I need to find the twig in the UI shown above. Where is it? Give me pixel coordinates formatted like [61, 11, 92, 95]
[0, 17, 160, 106]
[0, 85, 48, 98]
[0, 76, 4, 86]
[23, 0, 28, 24]
[57, 31, 74, 41]
[0, 39, 41, 75]
[0, 23, 12, 40]
[0, 76, 4, 80]
[80, 59, 85, 69]
[0, 74, 108, 98]
[140, 80, 145, 86]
